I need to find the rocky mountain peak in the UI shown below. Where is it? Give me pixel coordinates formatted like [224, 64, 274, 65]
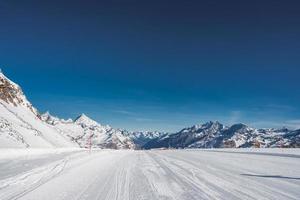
[0, 71, 37, 115]
[190, 121, 224, 132]
[74, 113, 100, 128]
[40, 111, 66, 125]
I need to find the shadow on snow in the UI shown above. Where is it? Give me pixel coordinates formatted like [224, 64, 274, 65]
[241, 174, 300, 180]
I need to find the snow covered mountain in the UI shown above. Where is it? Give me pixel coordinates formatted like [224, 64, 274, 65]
[1, 71, 299, 149]
[124, 131, 166, 148]
[143, 121, 300, 149]
[0, 72, 77, 148]
[41, 112, 136, 149]
[0, 71, 135, 149]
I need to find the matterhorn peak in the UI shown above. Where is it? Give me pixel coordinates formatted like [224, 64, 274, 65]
[75, 113, 90, 122]
[75, 113, 100, 127]
[77, 113, 88, 119]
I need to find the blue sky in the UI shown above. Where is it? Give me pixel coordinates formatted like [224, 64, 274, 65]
[1, 0, 300, 131]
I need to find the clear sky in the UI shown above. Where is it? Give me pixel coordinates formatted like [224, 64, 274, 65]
[1, 0, 300, 132]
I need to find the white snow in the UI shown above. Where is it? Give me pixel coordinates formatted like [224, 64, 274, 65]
[0, 101, 77, 148]
[0, 72, 77, 148]
[0, 149, 299, 200]
[41, 112, 135, 149]
[74, 113, 101, 127]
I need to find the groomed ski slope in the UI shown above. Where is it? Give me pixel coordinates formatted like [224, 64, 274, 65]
[0, 149, 299, 200]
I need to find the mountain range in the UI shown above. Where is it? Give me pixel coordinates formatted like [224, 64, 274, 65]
[143, 121, 300, 149]
[0, 71, 299, 149]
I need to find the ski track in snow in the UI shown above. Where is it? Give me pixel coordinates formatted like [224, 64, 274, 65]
[0, 149, 299, 200]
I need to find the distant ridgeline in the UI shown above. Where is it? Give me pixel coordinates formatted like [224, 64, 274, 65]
[0, 71, 299, 149]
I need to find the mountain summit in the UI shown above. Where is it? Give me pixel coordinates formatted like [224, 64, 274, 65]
[0, 71, 37, 115]
[74, 113, 100, 128]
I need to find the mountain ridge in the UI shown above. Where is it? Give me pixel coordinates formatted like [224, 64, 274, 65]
[143, 121, 300, 149]
[0, 72, 77, 148]
[0, 71, 299, 149]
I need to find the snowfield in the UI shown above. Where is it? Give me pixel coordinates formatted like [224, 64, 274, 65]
[0, 149, 299, 200]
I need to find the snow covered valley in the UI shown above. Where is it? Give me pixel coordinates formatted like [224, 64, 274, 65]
[1, 71, 300, 199]
[0, 149, 299, 200]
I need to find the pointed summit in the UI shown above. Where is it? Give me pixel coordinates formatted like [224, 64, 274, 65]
[75, 113, 100, 127]
[76, 113, 88, 119]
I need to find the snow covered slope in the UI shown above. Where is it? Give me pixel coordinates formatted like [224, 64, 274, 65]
[1, 71, 299, 149]
[41, 112, 136, 149]
[1, 149, 299, 200]
[0, 72, 77, 148]
[143, 121, 300, 149]
[41, 111, 169, 149]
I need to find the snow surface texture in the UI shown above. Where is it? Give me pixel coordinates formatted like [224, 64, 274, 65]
[0, 149, 299, 200]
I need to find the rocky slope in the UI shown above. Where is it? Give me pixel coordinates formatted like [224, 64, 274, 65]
[124, 131, 166, 148]
[0, 72, 77, 148]
[41, 112, 136, 149]
[143, 121, 300, 149]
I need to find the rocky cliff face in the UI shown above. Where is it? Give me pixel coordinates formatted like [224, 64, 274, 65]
[0, 72, 37, 115]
